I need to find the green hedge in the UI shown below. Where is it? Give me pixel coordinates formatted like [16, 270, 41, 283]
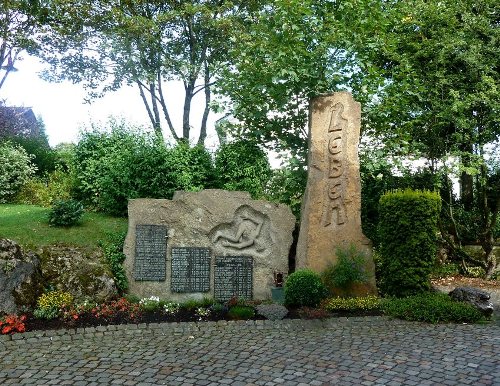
[381, 292, 485, 324]
[378, 189, 441, 297]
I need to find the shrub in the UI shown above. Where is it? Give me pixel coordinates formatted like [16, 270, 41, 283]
[34, 290, 74, 320]
[16, 169, 74, 206]
[72, 122, 216, 216]
[284, 269, 328, 307]
[321, 244, 370, 293]
[381, 292, 485, 323]
[378, 189, 441, 297]
[227, 305, 255, 320]
[6, 135, 57, 176]
[48, 199, 84, 227]
[322, 296, 381, 312]
[100, 232, 128, 294]
[214, 140, 271, 198]
[0, 141, 37, 203]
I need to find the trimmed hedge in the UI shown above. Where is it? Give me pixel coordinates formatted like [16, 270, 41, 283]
[381, 292, 485, 324]
[378, 189, 441, 297]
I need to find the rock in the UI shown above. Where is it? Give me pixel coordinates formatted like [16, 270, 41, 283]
[256, 304, 288, 320]
[0, 239, 43, 315]
[124, 190, 296, 302]
[449, 286, 494, 317]
[296, 92, 377, 295]
[38, 245, 117, 303]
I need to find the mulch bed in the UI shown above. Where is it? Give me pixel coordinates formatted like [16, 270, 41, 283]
[23, 308, 384, 333]
[431, 275, 500, 289]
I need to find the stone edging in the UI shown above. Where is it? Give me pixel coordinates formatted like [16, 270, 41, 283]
[0, 316, 393, 345]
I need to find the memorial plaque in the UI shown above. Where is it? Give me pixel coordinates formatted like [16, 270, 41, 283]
[171, 247, 211, 293]
[214, 256, 253, 302]
[133, 224, 167, 281]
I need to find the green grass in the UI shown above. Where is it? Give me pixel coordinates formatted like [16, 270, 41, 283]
[0, 204, 128, 250]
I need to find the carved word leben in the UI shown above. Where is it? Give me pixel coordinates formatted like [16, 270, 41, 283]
[323, 102, 347, 227]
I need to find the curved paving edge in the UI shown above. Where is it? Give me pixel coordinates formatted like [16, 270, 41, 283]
[1, 316, 498, 386]
[0, 316, 392, 344]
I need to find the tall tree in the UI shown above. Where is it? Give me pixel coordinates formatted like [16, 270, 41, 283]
[0, 0, 41, 91]
[35, 0, 257, 144]
[218, 0, 382, 162]
[361, 0, 500, 277]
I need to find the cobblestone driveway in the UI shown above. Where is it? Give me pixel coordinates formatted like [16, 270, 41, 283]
[1, 317, 498, 386]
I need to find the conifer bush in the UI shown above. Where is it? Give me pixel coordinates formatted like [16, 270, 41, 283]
[378, 189, 441, 297]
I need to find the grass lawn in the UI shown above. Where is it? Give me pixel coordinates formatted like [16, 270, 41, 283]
[0, 204, 128, 250]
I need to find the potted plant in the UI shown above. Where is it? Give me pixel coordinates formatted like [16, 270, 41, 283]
[271, 271, 285, 304]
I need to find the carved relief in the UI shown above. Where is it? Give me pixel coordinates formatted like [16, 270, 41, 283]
[328, 158, 343, 178]
[328, 135, 342, 154]
[328, 103, 348, 132]
[323, 102, 347, 227]
[210, 205, 271, 256]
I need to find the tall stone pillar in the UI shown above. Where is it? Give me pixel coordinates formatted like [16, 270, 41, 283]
[296, 92, 376, 294]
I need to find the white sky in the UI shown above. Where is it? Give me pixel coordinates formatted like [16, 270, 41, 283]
[0, 55, 221, 149]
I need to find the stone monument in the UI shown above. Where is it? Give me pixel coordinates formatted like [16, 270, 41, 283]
[296, 92, 377, 294]
[123, 190, 295, 302]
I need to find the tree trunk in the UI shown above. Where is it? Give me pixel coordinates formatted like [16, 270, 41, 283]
[183, 82, 195, 142]
[460, 171, 474, 210]
[198, 62, 211, 146]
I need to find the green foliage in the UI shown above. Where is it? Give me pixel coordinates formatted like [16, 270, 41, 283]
[322, 244, 370, 293]
[168, 142, 215, 193]
[218, 0, 376, 163]
[16, 169, 75, 207]
[430, 263, 461, 279]
[6, 135, 57, 176]
[362, 0, 499, 163]
[378, 190, 441, 297]
[34, 290, 74, 320]
[322, 296, 381, 312]
[265, 158, 306, 219]
[99, 232, 128, 294]
[214, 140, 271, 198]
[72, 122, 216, 216]
[284, 269, 328, 308]
[381, 292, 485, 324]
[227, 305, 255, 320]
[359, 0, 500, 277]
[0, 141, 37, 203]
[181, 298, 216, 311]
[360, 154, 445, 247]
[139, 296, 161, 312]
[48, 199, 84, 227]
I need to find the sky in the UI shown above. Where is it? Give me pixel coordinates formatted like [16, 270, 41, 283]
[1, 54, 220, 148]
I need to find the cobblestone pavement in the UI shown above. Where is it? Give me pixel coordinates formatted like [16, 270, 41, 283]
[1, 317, 498, 386]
